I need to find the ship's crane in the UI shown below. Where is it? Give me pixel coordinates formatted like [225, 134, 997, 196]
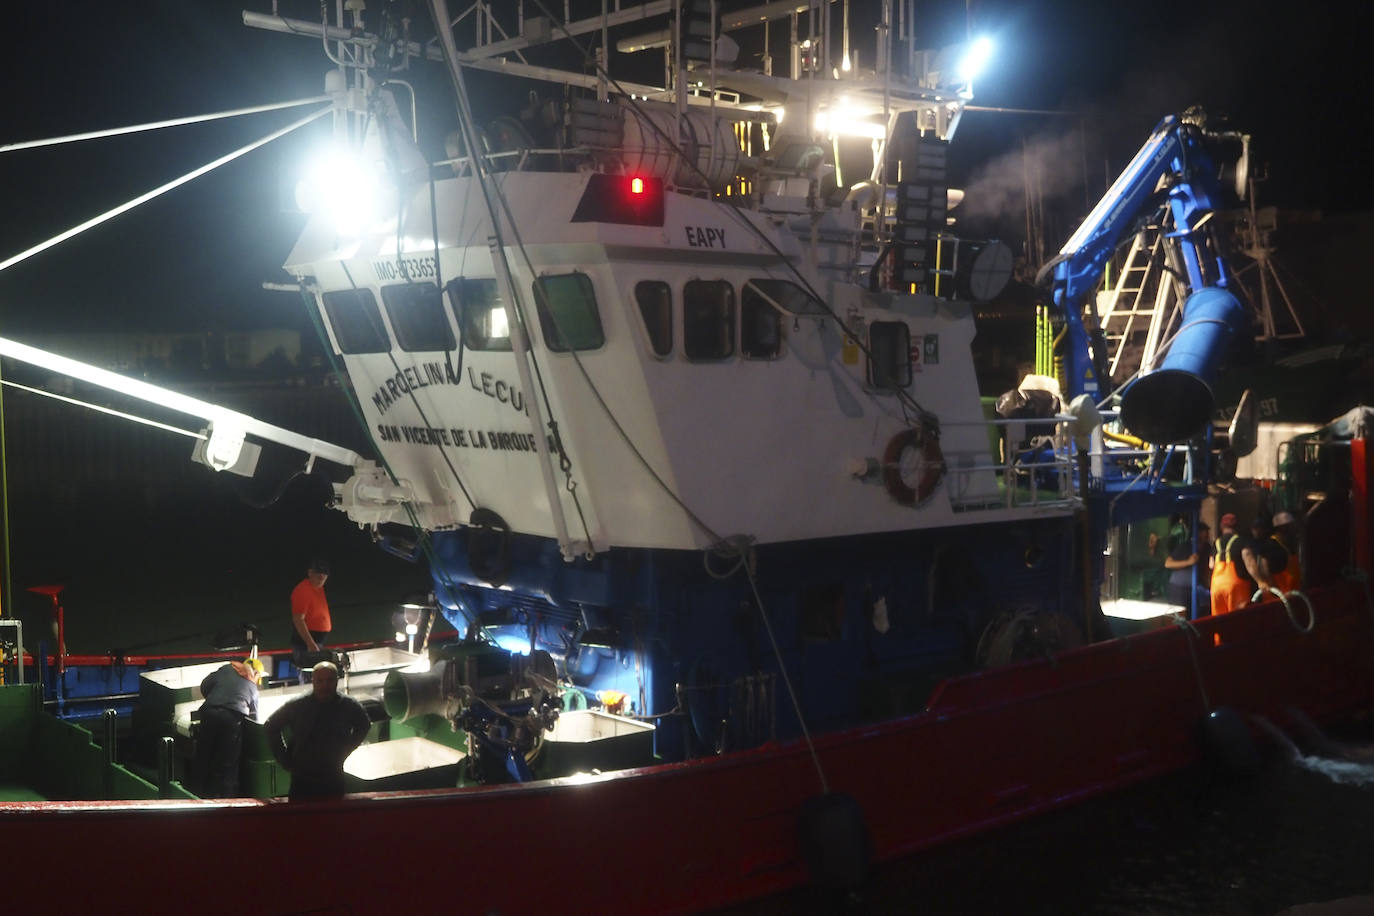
[1037, 110, 1251, 443]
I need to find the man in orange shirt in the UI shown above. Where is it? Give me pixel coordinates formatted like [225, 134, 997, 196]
[290, 559, 332, 674]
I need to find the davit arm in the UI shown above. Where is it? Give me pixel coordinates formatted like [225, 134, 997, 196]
[1036, 111, 1250, 442]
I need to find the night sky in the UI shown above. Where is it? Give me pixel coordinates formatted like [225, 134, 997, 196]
[0, 0, 1367, 338]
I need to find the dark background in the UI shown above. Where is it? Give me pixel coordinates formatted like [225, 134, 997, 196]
[2, 1, 1369, 333]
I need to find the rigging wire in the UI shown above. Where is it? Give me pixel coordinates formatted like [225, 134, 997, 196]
[297, 285, 479, 634]
[426, 0, 596, 554]
[742, 562, 829, 794]
[522, 0, 939, 429]
[310, 90, 483, 631]
[416, 2, 743, 547]
[0, 96, 332, 155]
[339, 259, 477, 513]
[7, 369, 318, 516]
[0, 379, 207, 440]
[434, 0, 835, 788]
[422, 1, 962, 784]
[0, 105, 333, 277]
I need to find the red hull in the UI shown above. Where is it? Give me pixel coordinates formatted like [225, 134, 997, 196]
[4, 581, 1371, 915]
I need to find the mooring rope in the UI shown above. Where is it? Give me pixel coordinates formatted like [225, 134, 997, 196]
[1171, 613, 1212, 713]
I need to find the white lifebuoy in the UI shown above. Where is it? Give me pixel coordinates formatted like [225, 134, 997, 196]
[882, 428, 945, 506]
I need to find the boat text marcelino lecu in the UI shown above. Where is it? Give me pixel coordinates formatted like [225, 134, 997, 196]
[1, 2, 1372, 914]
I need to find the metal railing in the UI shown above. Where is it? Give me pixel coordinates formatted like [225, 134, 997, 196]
[0, 618, 22, 685]
[940, 413, 1206, 515]
[940, 416, 1077, 512]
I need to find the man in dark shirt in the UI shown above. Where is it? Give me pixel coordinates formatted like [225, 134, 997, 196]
[1251, 516, 1288, 594]
[265, 660, 371, 800]
[1165, 521, 1211, 613]
[194, 657, 264, 797]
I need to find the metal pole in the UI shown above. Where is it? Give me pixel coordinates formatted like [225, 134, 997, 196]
[0, 359, 9, 621]
[158, 736, 176, 796]
[427, 0, 585, 558]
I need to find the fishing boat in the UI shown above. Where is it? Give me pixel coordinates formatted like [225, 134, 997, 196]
[1, 2, 1371, 913]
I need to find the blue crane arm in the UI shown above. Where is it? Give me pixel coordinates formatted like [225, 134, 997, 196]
[1036, 113, 1232, 402]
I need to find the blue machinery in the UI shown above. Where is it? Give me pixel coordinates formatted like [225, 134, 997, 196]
[1039, 111, 1250, 443]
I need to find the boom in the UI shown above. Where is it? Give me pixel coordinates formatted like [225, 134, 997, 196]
[1038, 111, 1249, 442]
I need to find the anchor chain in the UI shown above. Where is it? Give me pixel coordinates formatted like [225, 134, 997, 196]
[546, 419, 595, 559]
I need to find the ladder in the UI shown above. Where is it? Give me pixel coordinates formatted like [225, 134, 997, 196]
[1096, 225, 1185, 384]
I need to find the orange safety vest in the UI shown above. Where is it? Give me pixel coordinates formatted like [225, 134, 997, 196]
[1270, 534, 1301, 592]
[1211, 534, 1251, 615]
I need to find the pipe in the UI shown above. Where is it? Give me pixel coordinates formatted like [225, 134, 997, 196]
[1119, 286, 1247, 443]
[158, 736, 175, 796]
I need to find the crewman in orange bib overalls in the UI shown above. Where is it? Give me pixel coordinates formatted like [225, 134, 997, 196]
[1211, 513, 1265, 615]
[1268, 511, 1302, 591]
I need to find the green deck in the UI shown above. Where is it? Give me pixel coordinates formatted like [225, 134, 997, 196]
[0, 684, 194, 801]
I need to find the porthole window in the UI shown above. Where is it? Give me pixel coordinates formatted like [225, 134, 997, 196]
[381, 283, 455, 352]
[446, 278, 513, 351]
[533, 272, 605, 352]
[868, 321, 912, 389]
[683, 280, 735, 361]
[321, 288, 390, 354]
[635, 281, 673, 357]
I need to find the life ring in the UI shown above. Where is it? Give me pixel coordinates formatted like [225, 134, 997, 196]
[881, 427, 944, 506]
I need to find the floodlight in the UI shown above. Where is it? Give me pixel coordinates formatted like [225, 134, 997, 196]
[204, 421, 246, 471]
[295, 146, 392, 237]
[814, 107, 887, 140]
[956, 36, 995, 83]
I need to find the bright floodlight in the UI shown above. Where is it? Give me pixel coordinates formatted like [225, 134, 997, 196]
[295, 146, 389, 237]
[205, 421, 246, 471]
[814, 108, 887, 141]
[956, 35, 995, 83]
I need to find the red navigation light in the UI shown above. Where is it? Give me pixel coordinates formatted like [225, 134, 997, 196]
[571, 174, 665, 226]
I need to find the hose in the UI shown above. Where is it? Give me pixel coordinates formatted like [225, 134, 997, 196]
[1252, 586, 1315, 634]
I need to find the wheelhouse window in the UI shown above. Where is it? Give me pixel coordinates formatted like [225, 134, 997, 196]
[320, 288, 390, 354]
[868, 321, 912, 389]
[742, 278, 828, 316]
[683, 280, 735, 361]
[381, 283, 455, 352]
[634, 281, 673, 357]
[740, 288, 783, 360]
[446, 278, 512, 351]
[533, 272, 605, 352]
